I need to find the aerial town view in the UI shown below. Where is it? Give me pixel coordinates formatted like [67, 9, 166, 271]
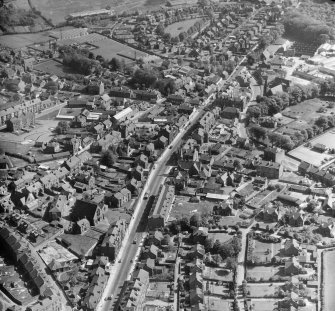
[1, 0, 335, 310]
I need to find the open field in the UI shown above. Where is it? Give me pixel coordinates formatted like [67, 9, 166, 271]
[165, 18, 202, 37]
[288, 130, 335, 167]
[29, 0, 164, 24]
[323, 250, 335, 311]
[246, 266, 282, 281]
[247, 284, 278, 298]
[34, 59, 77, 76]
[169, 196, 216, 219]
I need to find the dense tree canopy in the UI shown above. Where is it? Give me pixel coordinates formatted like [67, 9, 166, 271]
[55, 121, 70, 134]
[100, 150, 117, 167]
[283, 11, 334, 42]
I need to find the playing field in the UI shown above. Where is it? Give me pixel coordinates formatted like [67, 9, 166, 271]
[165, 18, 202, 37]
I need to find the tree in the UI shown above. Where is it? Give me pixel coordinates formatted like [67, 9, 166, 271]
[230, 236, 241, 255]
[233, 159, 243, 171]
[180, 217, 190, 231]
[247, 53, 256, 66]
[315, 116, 329, 130]
[289, 85, 303, 104]
[55, 121, 70, 134]
[156, 23, 165, 36]
[109, 57, 123, 71]
[219, 244, 235, 260]
[212, 239, 221, 254]
[131, 69, 158, 88]
[249, 126, 267, 140]
[247, 105, 262, 118]
[101, 150, 117, 167]
[171, 36, 180, 44]
[225, 257, 237, 270]
[179, 31, 187, 42]
[190, 213, 201, 227]
[163, 33, 171, 43]
[204, 237, 214, 253]
[306, 200, 318, 213]
[198, 0, 209, 7]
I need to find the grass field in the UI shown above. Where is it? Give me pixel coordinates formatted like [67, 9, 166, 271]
[165, 18, 202, 37]
[29, 0, 164, 24]
[323, 250, 335, 311]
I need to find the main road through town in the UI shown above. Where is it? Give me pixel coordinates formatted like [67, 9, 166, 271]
[97, 45, 255, 311]
[97, 102, 209, 311]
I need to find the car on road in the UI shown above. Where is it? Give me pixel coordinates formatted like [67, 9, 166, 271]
[169, 145, 172, 149]
[133, 238, 137, 244]
[144, 192, 149, 199]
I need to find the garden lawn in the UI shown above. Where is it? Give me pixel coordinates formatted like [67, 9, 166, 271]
[250, 300, 278, 311]
[247, 283, 278, 298]
[252, 240, 282, 264]
[246, 266, 282, 281]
